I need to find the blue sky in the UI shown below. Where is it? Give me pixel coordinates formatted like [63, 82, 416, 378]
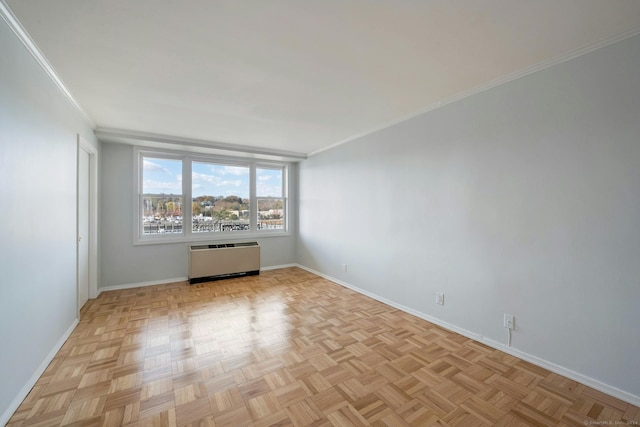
[192, 162, 249, 198]
[257, 167, 283, 198]
[143, 158, 282, 198]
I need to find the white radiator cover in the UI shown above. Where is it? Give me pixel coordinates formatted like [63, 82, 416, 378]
[188, 242, 260, 284]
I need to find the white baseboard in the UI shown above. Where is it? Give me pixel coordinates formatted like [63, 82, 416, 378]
[261, 263, 298, 271]
[294, 264, 640, 407]
[98, 277, 188, 295]
[1, 319, 79, 426]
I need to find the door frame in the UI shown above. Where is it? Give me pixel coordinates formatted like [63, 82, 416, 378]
[77, 135, 98, 318]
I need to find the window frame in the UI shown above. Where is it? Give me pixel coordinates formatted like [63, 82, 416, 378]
[134, 147, 290, 245]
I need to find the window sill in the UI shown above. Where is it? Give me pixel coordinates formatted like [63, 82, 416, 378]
[133, 231, 292, 246]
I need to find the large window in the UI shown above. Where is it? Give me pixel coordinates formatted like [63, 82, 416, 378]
[137, 150, 288, 243]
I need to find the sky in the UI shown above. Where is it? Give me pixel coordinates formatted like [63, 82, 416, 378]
[143, 158, 282, 199]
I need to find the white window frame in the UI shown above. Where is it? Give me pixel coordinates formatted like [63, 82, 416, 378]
[134, 148, 290, 245]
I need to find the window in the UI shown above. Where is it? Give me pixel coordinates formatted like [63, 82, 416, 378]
[257, 167, 285, 230]
[141, 157, 183, 236]
[192, 162, 250, 233]
[136, 149, 288, 243]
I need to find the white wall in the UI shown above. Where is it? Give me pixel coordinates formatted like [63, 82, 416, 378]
[0, 20, 99, 422]
[100, 142, 298, 288]
[298, 34, 640, 401]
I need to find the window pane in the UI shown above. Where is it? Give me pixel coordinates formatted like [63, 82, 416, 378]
[257, 167, 283, 197]
[142, 158, 183, 235]
[258, 198, 284, 230]
[192, 162, 250, 233]
[257, 167, 285, 231]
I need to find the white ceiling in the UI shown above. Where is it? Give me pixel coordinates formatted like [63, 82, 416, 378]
[6, 0, 640, 157]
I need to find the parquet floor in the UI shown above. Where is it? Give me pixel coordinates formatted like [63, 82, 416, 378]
[7, 267, 639, 426]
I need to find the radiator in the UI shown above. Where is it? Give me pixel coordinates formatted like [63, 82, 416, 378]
[188, 242, 260, 284]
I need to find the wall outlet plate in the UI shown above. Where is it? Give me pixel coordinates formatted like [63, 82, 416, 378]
[504, 313, 515, 330]
[436, 292, 444, 305]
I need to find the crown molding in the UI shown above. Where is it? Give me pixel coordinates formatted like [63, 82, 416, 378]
[0, 0, 95, 128]
[309, 25, 640, 157]
[95, 127, 307, 162]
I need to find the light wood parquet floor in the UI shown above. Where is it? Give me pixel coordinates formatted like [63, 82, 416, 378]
[7, 267, 639, 426]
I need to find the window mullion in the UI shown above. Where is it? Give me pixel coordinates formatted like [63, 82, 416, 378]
[282, 165, 287, 231]
[183, 157, 192, 237]
[250, 164, 257, 231]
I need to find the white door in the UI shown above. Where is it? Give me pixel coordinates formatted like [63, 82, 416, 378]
[78, 147, 90, 310]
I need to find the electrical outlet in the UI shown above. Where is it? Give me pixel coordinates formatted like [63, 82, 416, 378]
[436, 292, 444, 305]
[342, 263, 348, 272]
[504, 313, 514, 330]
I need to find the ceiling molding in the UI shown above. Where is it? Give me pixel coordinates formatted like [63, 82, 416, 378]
[0, 0, 95, 128]
[95, 127, 307, 162]
[309, 25, 640, 157]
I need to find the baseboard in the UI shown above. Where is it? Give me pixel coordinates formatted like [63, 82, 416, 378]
[261, 263, 298, 271]
[98, 277, 188, 295]
[1, 319, 79, 426]
[294, 264, 640, 407]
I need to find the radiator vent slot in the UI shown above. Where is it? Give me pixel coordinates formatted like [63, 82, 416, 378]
[189, 241, 260, 284]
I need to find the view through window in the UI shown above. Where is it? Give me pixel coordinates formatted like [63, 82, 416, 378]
[142, 157, 183, 235]
[192, 162, 250, 233]
[257, 167, 285, 230]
